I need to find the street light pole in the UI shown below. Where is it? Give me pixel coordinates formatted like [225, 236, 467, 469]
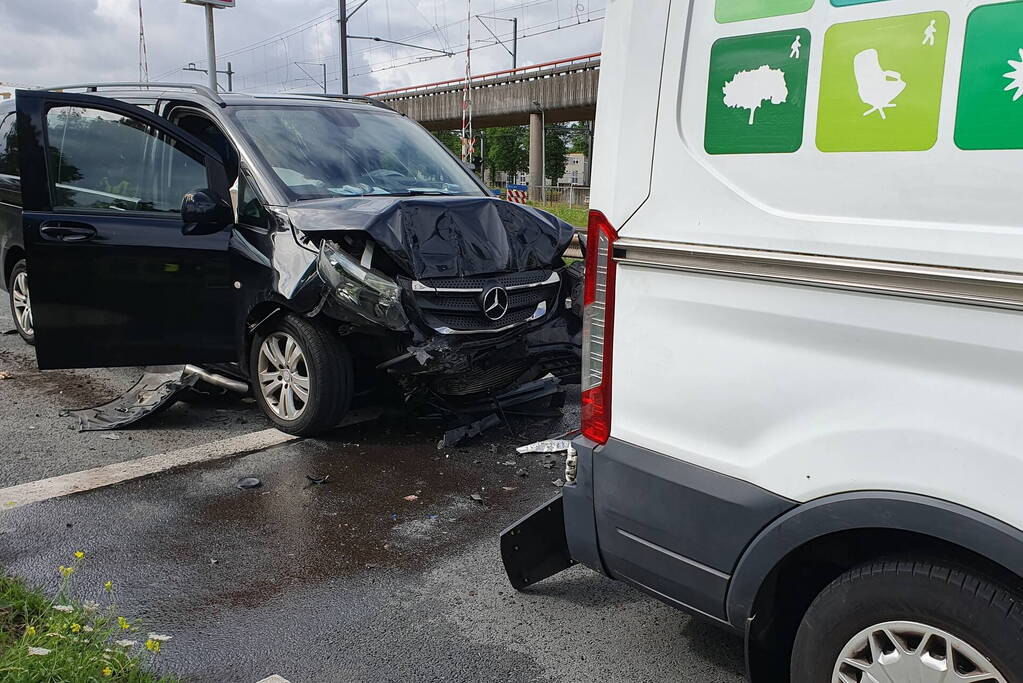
[339, 0, 349, 94]
[204, 4, 218, 92]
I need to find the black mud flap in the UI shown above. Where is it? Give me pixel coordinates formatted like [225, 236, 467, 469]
[501, 494, 576, 590]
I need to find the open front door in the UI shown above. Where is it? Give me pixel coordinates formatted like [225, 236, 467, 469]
[15, 90, 236, 369]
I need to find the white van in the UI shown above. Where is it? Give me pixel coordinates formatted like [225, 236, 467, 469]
[502, 1, 1023, 680]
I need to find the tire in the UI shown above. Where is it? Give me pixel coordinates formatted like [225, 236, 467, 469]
[791, 558, 1023, 683]
[249, 313, 352, 437]
[7, 259, 34, 346]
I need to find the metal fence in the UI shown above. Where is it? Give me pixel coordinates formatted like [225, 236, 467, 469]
[491, 182, 591, 208]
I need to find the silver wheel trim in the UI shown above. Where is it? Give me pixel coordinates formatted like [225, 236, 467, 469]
[256, 332, 310, 421]
[833, 620, 1007, 683]
[11, 271, 32, 337]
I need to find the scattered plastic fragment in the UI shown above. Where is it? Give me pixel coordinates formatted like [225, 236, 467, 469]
[552, 478, 566, 488]
[404, 494, 419, 502]
[516, 439, 572, 455]
[0, 372, 11, 380]
[515, 469, 529, 478]
[305, 475, 330, 486]
[236, 477, 262, 489]
[99, 434, 121, 441]
[470, 493, 485, 504]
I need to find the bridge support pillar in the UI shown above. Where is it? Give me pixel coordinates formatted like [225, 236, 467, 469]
[529, 112, 544, 202]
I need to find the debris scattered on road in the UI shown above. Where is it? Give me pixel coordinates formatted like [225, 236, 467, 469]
[470, 493, 485, 504]
[501, 460, 516, 466]
[515, 468, 529, 478]
[440, 414, 502, 448]
[502, 486, 517, 491]
[552, 478, 566, 488]
[99, 434, 121, 441]
[236, 477, 262, 490]
[70, 366, 200, 431]
[305, 474, 330, 486]
[403, 494, 419, 502]
[1, 329, 17, 336]
[542, 454, 559, 469]
[0, 371, 11, 380]
[516, 439, 573, 455]
[147, 633, 173, 642]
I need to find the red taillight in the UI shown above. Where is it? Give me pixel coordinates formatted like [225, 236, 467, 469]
[581, 210, 618, 444]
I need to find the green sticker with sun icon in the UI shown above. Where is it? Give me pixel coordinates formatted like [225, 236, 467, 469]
[955, 1, 1023, 150]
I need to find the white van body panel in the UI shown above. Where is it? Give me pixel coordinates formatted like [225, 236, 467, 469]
[588, 0, 671, 229]
[611, 261, 1023, 531]
[602, 1, 1023, 530]
[615, 0, 1023, 272]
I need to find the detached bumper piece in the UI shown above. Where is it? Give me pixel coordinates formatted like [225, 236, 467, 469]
[501, 494, 576, 590]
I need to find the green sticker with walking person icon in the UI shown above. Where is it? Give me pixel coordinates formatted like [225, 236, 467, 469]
[705, 28, 811, 155]
[816, 12, 949, 152]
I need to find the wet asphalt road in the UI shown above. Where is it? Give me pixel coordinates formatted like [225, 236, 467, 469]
[0, 305, 744, 683]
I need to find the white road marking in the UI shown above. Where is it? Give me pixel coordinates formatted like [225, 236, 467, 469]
[255, 677, 291, 683]
[0, 428, 298, 510]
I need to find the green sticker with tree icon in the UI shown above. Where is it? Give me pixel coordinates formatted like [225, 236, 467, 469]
[705, 29, 811, 155]
[816, 12, 949, 153]
[955, 1, 1023, 150]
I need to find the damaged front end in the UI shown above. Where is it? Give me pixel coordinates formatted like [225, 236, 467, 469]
[301, 196, 582, 412]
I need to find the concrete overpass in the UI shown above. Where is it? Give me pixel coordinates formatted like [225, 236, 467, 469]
[366, 54, 600, 198]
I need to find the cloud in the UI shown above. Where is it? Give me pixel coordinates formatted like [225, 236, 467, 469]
[0, 0, 605, 94]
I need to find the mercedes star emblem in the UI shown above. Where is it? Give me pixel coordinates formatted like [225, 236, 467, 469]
[481, 286, 510, 321]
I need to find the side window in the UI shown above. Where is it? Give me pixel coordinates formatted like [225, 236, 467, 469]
[45, 106, 206, 213]
[0, 113, 17, 177]
[237, 172, 270, 229]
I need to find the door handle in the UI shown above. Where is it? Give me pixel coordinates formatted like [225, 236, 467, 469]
[39, 222, 98, 243]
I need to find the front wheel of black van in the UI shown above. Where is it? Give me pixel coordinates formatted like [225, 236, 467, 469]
[8, 260, 34, 346]
[791, 558, 1023, 683]
[250, 314, 352, 437]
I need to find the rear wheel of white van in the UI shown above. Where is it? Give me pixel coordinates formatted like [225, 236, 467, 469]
[791, 558, 1023, 682]
[250, 313, 352, 437]
[7, 260, 34, 346]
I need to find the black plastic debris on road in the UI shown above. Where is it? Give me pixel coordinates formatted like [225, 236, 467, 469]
[236, 477, 262, 490]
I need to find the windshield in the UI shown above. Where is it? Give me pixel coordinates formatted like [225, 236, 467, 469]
[229, 105, 482, 201]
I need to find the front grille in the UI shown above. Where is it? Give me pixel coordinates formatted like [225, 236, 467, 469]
[432, 357, 535, 396]
[409, 270, 559, 334]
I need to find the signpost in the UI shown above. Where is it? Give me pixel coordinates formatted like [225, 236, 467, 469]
[182, 0, 236, 92]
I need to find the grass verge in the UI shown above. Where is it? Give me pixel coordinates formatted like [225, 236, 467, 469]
[533, 203, 588, 228]
[0, 554, 176, 682]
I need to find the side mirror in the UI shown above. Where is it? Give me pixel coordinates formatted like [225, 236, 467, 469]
[181, 189, 233, 236]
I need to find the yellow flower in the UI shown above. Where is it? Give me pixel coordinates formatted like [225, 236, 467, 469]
[25, 626, 35, 637]
[74, 551, 85, 560]
[70, 623, 81, 633]
[117, 616, 130, 630]
[144, 639, 161, 654]
[104, 581, 113, 592]
[102, 667, 113, 677]
[58, 565, 74, 578]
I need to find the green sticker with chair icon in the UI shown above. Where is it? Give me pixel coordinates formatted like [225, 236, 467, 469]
[816, 12, 949, 152]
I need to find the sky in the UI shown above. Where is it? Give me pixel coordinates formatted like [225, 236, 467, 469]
[0, 0, 605, 94]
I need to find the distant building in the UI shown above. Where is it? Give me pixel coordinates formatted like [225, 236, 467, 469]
[0, 93, 10, 101]
[557, 153, 588, 186]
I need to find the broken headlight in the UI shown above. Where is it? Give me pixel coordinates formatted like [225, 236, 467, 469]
[317, 241, 408, 331]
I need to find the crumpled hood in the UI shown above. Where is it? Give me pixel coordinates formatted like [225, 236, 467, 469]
[287, 195, 576, 279]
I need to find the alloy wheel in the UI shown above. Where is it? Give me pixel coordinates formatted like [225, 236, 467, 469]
[833, 620, 1007, 682]
[11, 271, 32, 337]
[256, 332, 310, 421]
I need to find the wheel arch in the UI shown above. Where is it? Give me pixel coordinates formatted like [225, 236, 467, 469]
[730, 492, 1023, 681]
[3, 245, 25, 289]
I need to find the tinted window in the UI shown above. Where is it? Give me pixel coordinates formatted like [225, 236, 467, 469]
[0, 112, 17, 177]
[45, 106, 207, 213]
[230, 106, 482, 201]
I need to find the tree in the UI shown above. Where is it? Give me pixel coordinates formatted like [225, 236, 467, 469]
[722, 65, 788, 125]
[483, 126, 528, 180]
[565, 122, 591, 155]
[544, 125, 568, 184]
